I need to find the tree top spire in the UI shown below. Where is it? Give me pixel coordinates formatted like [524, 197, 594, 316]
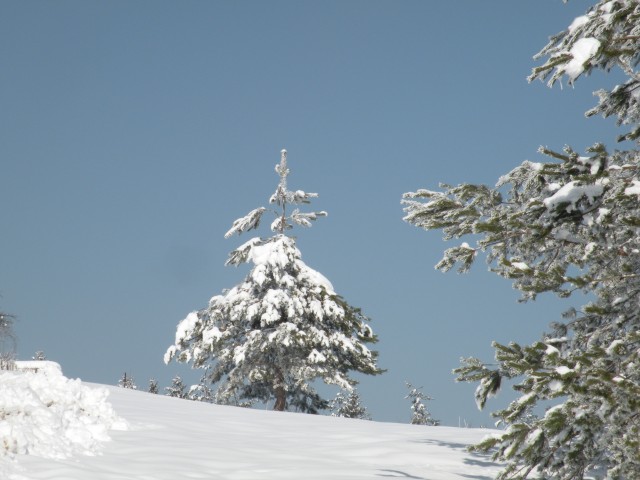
[224, 149, 327, 239]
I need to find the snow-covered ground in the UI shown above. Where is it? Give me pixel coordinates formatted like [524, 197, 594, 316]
[4, 370, 502, 480]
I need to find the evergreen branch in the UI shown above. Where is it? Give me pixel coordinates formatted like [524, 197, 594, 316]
[224, 207, 267, 238]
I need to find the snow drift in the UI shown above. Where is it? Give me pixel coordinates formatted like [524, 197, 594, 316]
[8, 381, 502, 479]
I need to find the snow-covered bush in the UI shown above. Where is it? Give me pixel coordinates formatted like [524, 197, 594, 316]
[0, 353, 15, 372]
[0, 368, 126, 476]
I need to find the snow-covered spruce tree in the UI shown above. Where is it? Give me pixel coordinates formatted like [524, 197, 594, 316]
[330, 388, 372, 420]
[187, 383, 214, 403]
[403, 2, 640, 478]
[165, 375, 188, 399]
[165, 149, 381, 413]
[405, 383, 439, 426]
[117, 372, 137, 390]
[187, 372, 217, 403]
[148, 378, 159, 394]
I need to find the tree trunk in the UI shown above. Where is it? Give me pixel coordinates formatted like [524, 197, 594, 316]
[273, 369, 286, 411]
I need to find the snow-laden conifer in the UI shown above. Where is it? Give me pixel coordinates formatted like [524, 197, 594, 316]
[405, 383, 438, 426]
[117, 372, 137, 390]
[166, 149, 381, 412]
[165, 376, 188, 399]
[330, 388, 372, 420]
[148, 378, 159, 394]
[404, 2, 640, 478]
[187, 382, 215, 403]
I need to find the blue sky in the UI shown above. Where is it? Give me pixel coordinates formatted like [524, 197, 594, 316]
[2, 1, 622, 426]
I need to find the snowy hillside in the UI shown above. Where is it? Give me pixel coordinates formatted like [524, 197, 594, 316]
[5, 375, 503, 480]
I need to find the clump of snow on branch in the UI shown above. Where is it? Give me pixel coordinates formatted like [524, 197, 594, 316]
[542, 180, 605, 213]
[564, 37, 601, 81]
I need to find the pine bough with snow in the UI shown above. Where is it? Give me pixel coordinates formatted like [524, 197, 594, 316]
[403, 2, 640, 479]
[166, 150, 380, 413]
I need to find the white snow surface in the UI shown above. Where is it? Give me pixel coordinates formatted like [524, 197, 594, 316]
[8, 382, 503, 480]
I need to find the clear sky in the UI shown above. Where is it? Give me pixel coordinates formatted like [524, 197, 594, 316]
[2, 1, 622, 426]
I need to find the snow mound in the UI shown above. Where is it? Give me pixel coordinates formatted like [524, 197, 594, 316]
[0, 368, 127, 477]
[14, 360, 63, 376]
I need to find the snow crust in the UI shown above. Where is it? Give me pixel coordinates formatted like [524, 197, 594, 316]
[12, 384, 502, 479]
